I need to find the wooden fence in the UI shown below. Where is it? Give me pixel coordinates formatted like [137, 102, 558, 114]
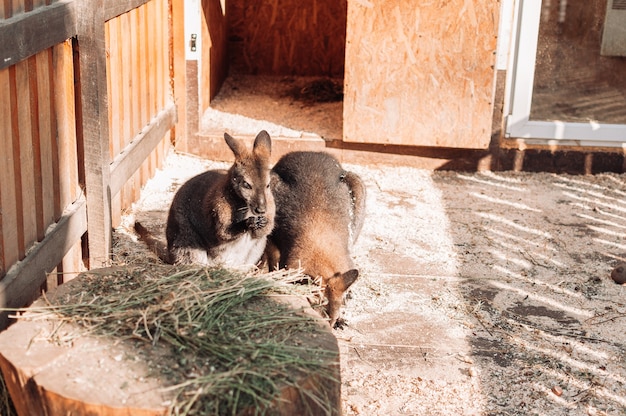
[0, 0, 180, 328]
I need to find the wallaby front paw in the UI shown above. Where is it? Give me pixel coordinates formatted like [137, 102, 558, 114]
[254, 215, 268, 229]
[247, 215, 268, 230]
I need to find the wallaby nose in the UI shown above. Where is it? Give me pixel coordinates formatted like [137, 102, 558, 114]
[253, 194, 267, 215]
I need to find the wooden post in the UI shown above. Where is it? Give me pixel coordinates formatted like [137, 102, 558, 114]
[76, 0, 112, 268]
[171, 0, 188, 151]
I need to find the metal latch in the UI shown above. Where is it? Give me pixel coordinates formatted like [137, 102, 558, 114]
[190, 34, 197, 52]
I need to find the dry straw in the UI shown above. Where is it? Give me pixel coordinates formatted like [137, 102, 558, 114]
[2, 265, 338, 415]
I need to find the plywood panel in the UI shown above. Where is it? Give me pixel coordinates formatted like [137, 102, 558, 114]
[343, 0, 498, 149]
[227, 0, 346, 77]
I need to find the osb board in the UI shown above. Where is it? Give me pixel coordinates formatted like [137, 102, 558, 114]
[227, 0, 346, 76]
[343, 0, 498, 149]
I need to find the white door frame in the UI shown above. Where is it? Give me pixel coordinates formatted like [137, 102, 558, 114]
[505, 0, 626, 148]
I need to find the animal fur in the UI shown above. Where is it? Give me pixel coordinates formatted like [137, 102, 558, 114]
[136, 130, 275, 267]
[268, 151, 366, 327]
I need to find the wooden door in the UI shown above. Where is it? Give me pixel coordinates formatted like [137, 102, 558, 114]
[343, 0, 499, 149]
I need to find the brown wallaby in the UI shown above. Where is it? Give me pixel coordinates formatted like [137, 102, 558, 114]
[136, 130, 275, 266]
[267, 151, 366, 328]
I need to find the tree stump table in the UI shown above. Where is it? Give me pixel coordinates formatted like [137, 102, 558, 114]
[0, 266, 341, 415]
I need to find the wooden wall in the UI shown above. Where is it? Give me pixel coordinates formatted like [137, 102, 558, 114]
[227, 0, 347, 76]
[0, 0, 178, 328]
[343, 0, 498, 149]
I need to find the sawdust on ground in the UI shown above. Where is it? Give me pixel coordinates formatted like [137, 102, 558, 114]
[116, 152, 626, 416]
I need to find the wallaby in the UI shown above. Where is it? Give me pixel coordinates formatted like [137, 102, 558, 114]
[267, 151, 366, 328]
[136, 130, 275, 266]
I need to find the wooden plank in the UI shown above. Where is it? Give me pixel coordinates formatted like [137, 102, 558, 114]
[0, 69, 20, 277]
[109, 102, 176, 197]
[103, 0, 149, 22]
[156, 0, 164, 110]
[171, 0, 187, 151]
[16, 58, 38, 255]
[129, 8, 140, 141]
[146, 0, 155, 117]
[36, 50, 57, 238]
[115, 16, 126, 159]
[7, 66, 26, 261]
[343, 0, 498, 149]
[138, 3, 149, 126]
[108, 14, 125, 224]
[104, 19, 120, 161]
[138, 3, 150, 189]
[52, 40, 79, 211]
[27, 53, 46, 242]
[0, 197, 87, 329]
[76, 0, 112, 268]
[47, 46, 62, 220]
[120, 12, 133, 154]
[0, 0, 77, 70]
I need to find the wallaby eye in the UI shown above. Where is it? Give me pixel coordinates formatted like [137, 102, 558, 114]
[242, 181, 252, 190]
[266, 183, 270, 189]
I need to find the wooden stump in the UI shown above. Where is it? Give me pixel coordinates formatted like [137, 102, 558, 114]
[0, 267, 341, 415]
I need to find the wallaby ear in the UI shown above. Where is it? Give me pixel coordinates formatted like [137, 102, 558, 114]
[252, 130, 272, 159]
[224, 132, 247, 159]
[327, 269, 359, 292]
[341, 269, 359, 290]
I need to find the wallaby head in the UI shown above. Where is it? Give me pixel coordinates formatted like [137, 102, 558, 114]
[325, 269, 359, 328]
[224, 130, 274, 223]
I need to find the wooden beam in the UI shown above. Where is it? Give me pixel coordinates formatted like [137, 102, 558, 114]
[76, 0, 112, 268]
[0, 197, 87, 330]
[0, 0, 77, 70]
[104, 0, 150, 22]
[170, 0, 188, 151]
[109, 102, 176, 197]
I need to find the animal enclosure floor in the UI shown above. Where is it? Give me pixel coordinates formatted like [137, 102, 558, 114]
[199, 74, 343, 140]
[115, 152, 626, 415]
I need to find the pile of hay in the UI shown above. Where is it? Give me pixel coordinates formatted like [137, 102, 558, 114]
[4, 265, 337, 415]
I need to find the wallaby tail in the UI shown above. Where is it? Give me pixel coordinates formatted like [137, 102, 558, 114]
[342, 171, 367, 244]
[134, 221, 172, 264]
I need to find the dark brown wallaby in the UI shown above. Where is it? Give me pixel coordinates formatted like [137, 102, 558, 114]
[268, 151, 366, 328]
[137, 130, 275, 266]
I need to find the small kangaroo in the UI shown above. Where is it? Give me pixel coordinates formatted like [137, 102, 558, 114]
[140, 130, 275, 266]
[267, 151, 366, 328]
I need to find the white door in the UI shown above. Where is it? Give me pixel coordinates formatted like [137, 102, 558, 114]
[506, 0, 626, 147]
